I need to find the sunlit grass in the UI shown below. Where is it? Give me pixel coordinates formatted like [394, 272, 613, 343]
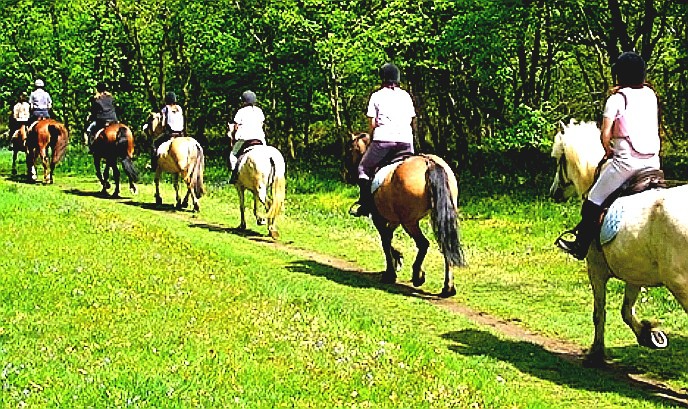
[1, 148, 686, 408]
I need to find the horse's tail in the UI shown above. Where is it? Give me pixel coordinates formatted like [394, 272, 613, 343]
[189, 141, 206, 199]
[116, 127, 139, 183]
[266, 153, 286, 221]
[427, 159, 466, 267]
[48, 123, 69, 165]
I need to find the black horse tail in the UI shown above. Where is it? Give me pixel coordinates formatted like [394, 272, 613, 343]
[189, 141, 205, 199]
[427, 159, 466, 267]
[116, 127, 139, 183]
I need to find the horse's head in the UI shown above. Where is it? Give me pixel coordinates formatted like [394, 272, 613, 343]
[143, 112, 164, 139]
[549, 119, 604, 202]
[343, 132, 370, 184]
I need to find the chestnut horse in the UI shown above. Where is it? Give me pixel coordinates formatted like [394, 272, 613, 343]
[10, 123, 27, 176]
[90, 123, 139, 197]
[550, 119, 688, 367]
[25, 119, 69, 183]
[346, 133, 466, 297]
[230, 143, 286, 240]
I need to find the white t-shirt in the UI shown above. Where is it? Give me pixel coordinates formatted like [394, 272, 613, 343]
[13, 102, 30, 121]
[162, 104, 184, 132]
[603, 86, 659, 155]
[366, 86, 416, 143]
[233, 105, 265, 141]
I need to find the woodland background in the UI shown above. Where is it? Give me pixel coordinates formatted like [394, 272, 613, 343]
[0, 0, 687, 176]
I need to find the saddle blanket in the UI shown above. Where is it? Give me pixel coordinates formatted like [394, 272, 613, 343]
[599, 200, 624, 246]
[599, 188, 664, 246]
[371, 162, 402, 193]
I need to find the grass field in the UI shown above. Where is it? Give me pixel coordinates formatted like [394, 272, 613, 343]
[1, 147, 688, 408]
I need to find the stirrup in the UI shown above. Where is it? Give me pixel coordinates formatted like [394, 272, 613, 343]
[555, 229, 587, 260]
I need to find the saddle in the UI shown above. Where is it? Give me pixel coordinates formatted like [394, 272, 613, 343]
[236, 138, 265, 159]
[594, 168, 666, 246]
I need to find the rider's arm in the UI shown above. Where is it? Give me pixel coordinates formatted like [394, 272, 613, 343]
[368, 117, 376, 139]
[600, 116, 614, 158]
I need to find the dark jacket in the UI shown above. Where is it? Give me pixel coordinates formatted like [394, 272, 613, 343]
[91, 92, 118, 122]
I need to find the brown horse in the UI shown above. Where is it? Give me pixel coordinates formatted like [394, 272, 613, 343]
[25, 119, 69, 183]
[346, 133, 466, 297]
[10, 123, 27, 176]
[90, 123, 139, 197]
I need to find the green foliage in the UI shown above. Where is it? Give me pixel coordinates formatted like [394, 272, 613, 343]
[487, 105, 555, 151]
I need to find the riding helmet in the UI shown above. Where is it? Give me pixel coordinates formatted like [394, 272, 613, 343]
[34, 79, 44, 87]
[165, 91, 177, 104]
[96, 82, 107, 93]
[612, 51, 646, 86]
[379, 63, 400, 85]
[241, 90, 257, 104]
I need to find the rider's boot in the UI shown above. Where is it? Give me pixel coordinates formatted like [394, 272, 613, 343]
[555, 200, 603, 260]
[350, 179, 373, 217]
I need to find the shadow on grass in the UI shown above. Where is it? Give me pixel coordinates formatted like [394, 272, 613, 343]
[443, 328, 688, 407]
[120, 198, 188, 213]
[188, 222, 265, 238]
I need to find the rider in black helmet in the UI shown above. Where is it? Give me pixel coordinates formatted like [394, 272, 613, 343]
[151, 91, 185, 170]
[350, 62, 417, 217]
[228, 90, 266, 183]
[556, 51, 661, 260]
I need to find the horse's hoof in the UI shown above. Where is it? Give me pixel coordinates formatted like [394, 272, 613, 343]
[582, 349, 607, 368]
[112, 193, 121, 199]
[380, 273, 396, 285]
[412, 275, 426, 287]
[130, 187, 138, 195]
[269, 229, 280, 240]
[637, 320, 668, 349]
[155, 196, 162, 206]
[257, 218, 267, 226]
[440, 287, 456, 298]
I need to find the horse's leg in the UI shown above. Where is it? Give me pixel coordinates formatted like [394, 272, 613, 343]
[173, 174, 182, 209]
[401, 221, 432, 290]
[110, 160, 121, 198]
[26, 149, 36, 182]
[154, 168, 163, 205]
[621, 284, 668, 349]
[237, 187, 247, 230]
[11, 149, 18, 176]
[180, 172, 191, 209]
[94, 156, 107, 194]
[41, 148, 50, 183]
[584, 265, 610, 367]
[255, 184, 267, 226]
[373, 217, 401, 284]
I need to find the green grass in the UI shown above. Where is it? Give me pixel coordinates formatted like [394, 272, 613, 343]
[1, 148, 687, 408]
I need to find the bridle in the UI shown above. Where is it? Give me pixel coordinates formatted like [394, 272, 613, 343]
[557, 154, 574, 192]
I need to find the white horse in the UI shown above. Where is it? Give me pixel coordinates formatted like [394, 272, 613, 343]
[231, 144, 286, 240]
[550, 119, 688, 367]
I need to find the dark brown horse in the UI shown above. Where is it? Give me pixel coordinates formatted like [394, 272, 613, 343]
[25, 119, 69, 184]
[346, 133, 466, 297]
[90, 123, 139, 197]
[10, 123, 27, 176]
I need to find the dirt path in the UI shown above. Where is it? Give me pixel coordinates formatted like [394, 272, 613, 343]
[243, 235, 688, 407]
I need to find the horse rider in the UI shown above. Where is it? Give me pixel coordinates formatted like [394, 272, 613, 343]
[9, 91, 30, 143]
[350, 62, 417, 217]
[28, 78, 52, 126]
[87, 82, 118, 150]
[228, 90, 266, 183]
[151, 91, 185, 170]
[556, 51, 661, 260]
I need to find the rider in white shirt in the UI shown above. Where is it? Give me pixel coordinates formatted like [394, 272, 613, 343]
[151, 92, 185, 170]
[10, 92, 30, 139]
[556, 51, 661, 260]
[228, 90, 266, 183]
[29, 79, 52, 122]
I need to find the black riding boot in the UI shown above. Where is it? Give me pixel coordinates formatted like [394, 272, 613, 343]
[228, 165, 239, 184]
[350, 179, 373, 217]
[555, 200, 603, 260]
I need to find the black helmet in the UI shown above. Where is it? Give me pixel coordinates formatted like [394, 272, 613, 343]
[380, 63, 400, 85]
[96, 82, 107, 93]
[241, 90, 257, 104]
[165, 91, 177, 104]
[612, 51, 646, 86]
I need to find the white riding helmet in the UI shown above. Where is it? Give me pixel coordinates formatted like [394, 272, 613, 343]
[35, 79, 45, 87]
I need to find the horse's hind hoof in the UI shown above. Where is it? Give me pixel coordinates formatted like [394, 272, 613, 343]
[582, 351, 608, 368]
[440, 287, 456, 298]
[637, 320, 668, 349]
[380, 273, 396, 284]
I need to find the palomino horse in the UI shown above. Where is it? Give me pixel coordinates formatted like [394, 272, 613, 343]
[10, 124, 27, 176]
[25, 119, 69, 183]
[154, 137, 205, 212]
[550, 119, 688, 366]
[90, 123, 139, 197]
[346, 133, 466, 297]
[231, 143, 286, 240]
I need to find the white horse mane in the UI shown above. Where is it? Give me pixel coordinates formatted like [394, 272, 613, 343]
[550, 119, 605, 198]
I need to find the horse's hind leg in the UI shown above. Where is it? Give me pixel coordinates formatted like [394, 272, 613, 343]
[154, 169, 163, 205]
[110, 160, 121, 198]
[41, 150, 50, 183]
[11, 150, 18, 176]
[402, 222, 430, 289]
[621, 284, 668, 350]
[173, 174, 183, 209]
[237, 187, 247, 229]
[255, 184, 267, 225]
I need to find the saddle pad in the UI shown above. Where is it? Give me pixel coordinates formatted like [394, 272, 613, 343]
[599, 200, 624, 246]
[372, 162, 402, 193]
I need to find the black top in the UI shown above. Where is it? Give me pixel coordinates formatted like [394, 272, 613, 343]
[91, 93, 118, 122]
